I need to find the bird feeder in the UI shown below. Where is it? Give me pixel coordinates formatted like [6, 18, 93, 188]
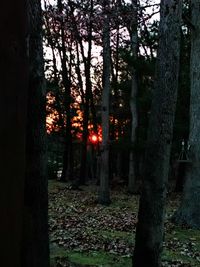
[177, 139, 192, 163]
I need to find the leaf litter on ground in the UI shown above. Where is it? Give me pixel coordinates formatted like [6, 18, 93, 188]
[49, 180, 200, 267]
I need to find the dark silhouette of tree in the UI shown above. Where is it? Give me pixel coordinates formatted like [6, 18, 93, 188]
[21, 0, 49, 266]
[0, 1, 49, 266]
[0, 1, 29, 267]
[133, 1, 182, 266]
[68, 0, 98, 185]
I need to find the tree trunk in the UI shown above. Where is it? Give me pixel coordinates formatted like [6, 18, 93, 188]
[69, 0, 94, 185]
[174, 162, 186, 192]
[57, 0, 73, 182]
[21, 1, 49, 266]
[0, 2, 28, 267]
[79, 0, 94, 184]
[173, 0, 200, 229]
[79, 76, 90, 185]
[128, 0, 139, 194]
[98, 0, 111, 205]
[133, 1, 182, 267]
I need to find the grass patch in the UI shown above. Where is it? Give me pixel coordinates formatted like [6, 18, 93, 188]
[68, 251, 113, 265]
[162, 249, 199, 267]
[98, 229, 134, 244]
[109, 195, 139, 211]
[168, 227, 200, 241]
[48, 180, 68, 193]
[50, 245, 67, 258]
[50, 246, 132, 267]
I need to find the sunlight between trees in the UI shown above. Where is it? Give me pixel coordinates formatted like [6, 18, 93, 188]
[1, 1, 200, 267]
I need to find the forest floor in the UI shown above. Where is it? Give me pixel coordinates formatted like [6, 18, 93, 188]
[49, 180, 200, 267]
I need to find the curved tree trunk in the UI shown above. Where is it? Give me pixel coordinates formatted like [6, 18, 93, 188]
[173, 0, 200, 229]
[21, 1, 49, 266]
[133, 1, 182, 266]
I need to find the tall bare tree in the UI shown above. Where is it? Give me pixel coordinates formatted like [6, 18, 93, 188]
[133, 1, 182, 266]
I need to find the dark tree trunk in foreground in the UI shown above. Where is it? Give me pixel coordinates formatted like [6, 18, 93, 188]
[21, 1, 49, 267]
[98, 0, 111, 205]
[133, 1, 182, 267]
[173, 1, 200, 229]
[0, 2, 28, 267]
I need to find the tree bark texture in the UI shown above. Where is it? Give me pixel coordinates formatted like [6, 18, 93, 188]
[21, 1, 50, 267]
[0, 2, 28, 267]
[133, 1, 182, 266]
[173, 0, 200, 229]
[128, 0, 139, 194]
[98, 0, 111, 205]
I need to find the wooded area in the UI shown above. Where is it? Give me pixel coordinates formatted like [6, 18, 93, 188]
[1, 0, 200, 267]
